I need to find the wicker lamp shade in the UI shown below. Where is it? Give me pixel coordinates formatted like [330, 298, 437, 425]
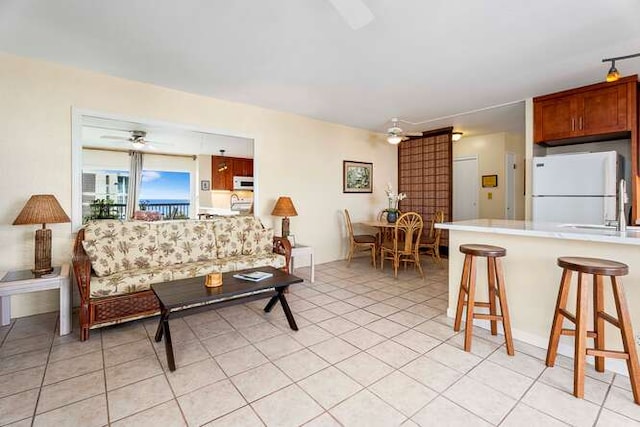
[271, 197, 298, 217]
[13, 194, 70, 277]
[271, 197, 298, 238]
[13, 195, 71, 226]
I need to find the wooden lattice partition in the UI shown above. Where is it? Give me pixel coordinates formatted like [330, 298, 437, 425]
[398, 128, 452, 249]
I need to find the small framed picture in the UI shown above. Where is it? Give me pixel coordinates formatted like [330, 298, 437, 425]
[343, 160, 373, 193]
[482, 175, 498, 188]
[200, 180, 211, 191]
[287, 234, 296, 247]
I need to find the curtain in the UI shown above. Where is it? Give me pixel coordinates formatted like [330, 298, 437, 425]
[126, 151, 144, 219]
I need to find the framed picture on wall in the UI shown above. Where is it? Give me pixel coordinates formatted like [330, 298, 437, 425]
[482, 174, 498, 188]
[200, 180, 211, 191]
[343, 160, 373, 193]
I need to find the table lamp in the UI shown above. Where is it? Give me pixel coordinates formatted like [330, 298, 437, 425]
[271, 196, 298, 238]
[13, 194, 71, 277]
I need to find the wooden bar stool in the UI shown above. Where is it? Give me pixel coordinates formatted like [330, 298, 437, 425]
[453, 244, 514, 355]
[546, 257, 639, 404]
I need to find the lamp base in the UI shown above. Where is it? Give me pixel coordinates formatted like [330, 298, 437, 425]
[282, 217, 290, 238]
[33, 228, 53, 278]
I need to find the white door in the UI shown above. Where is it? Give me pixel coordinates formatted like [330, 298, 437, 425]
[505, 152, 516, 220]
[453, 157, 479, 221]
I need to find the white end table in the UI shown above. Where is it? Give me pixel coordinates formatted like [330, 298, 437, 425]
[0, 264, 72, 335]
[290, 244, 315, 283]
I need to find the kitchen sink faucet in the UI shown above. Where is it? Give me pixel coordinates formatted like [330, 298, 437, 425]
[618, 179, 627, 232]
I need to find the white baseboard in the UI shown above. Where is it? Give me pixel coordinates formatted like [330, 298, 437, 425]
[446, 308, 629, 377]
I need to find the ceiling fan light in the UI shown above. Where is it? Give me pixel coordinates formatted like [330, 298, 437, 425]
[131, 141, 145, 149]
[452, 132, 463, 142]
[387, 134, 402, 145]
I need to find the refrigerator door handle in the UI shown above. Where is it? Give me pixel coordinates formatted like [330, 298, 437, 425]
[604, 157, 612, 197]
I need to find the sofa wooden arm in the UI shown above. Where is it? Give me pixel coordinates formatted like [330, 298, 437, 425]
[273, 236, 292, 273]
[72, 229, 92, 300]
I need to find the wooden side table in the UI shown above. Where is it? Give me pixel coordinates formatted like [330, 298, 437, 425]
[0, 264, 72, 335]
[290, 244, 315, 283]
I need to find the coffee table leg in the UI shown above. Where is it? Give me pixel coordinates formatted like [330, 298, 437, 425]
[154, 314, 164, 342]
[278, 288, 298, 331]
[162, 312, 176, 371]
[264, 295, 279, 313]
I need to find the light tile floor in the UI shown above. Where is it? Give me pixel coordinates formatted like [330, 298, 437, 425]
[1, 257, 639, 426]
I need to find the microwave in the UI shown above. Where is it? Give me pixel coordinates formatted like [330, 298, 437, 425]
[233, 176, 254, 191]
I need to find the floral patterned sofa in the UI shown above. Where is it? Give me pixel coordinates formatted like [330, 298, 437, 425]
[72, 216, 291, 340]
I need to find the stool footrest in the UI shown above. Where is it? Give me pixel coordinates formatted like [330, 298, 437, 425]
[586, 349, 630, 360]
[474, 313, 503, 321]
[598, 311, 621, 329]
[559, 309, 576, 324]
[473, 302, 491, 308]
[561, 328, 597, 338]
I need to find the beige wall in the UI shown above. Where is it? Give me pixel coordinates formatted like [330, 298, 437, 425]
[453, 132, 525, 220]
[0, 53, 396, 317]
[198, 155, 213, 207]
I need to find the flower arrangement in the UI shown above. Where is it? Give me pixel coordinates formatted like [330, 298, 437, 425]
[385, 183, 407, 213]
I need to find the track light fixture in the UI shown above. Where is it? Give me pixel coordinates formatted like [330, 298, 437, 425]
[602, 53, 640, 82]
[217, 149, 228, 172]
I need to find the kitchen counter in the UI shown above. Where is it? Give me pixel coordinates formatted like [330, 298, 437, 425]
[439, 219, 640, 377]
[436, 219, 640, 246]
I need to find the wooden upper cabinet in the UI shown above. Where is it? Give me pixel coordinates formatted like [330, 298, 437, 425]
[534, 75, 636, 144]
[534, 96, 577, 142]
[211, 156, 233, 190]
[211, 156, 253, 190]
[581, 84, 628, 135]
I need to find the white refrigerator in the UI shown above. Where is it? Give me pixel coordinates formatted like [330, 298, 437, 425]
[532, 151, 621, 224]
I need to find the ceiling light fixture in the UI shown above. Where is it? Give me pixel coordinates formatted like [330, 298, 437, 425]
[602, 53, 640, 82]
[217, 149, 228, 172]
[131, 141, 145, 150]
[452, 132, 463, 142]
[387, 134, 402, 145]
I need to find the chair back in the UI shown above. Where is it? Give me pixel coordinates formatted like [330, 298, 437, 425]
[393, 212, 423, 253]
[344, 209, 355, 242]
[427, 211, 444, 242]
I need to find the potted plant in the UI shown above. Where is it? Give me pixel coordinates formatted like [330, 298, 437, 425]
[384, 183, 407, 223]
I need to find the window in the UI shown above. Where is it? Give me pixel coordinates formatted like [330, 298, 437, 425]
[139, 170, 191, 219]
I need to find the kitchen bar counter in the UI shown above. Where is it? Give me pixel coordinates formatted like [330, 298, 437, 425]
[437, 219, 639, 377]
[436, 218, 640, 245]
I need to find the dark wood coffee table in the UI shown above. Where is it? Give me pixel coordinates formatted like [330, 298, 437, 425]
[151, 266, 303, 371]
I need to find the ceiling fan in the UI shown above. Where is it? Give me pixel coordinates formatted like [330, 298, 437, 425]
[100, 130, 164, 150]
[386, 118, 423, 144]
[328, 0, 374, 30]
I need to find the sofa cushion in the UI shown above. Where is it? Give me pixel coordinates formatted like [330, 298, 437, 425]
[213, 216, 269, 258]
[90, 265, 173, 298]
[82, 236, 162, 277]
[89, 253, 287, 298]
[233, 253, 287, 271]
[84, 220, 153, 241]
[156, 220, 217, 264]
[243, 228, 275, 255]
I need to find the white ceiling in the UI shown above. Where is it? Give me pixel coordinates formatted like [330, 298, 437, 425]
[1, 0, 639, 135]
[81, 115, 254, 157]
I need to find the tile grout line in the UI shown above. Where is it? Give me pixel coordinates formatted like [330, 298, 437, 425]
[28, 314, 60, 426]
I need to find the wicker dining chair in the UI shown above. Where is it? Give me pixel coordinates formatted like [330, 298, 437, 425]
[419, 211, 444, 265]
[344, 209, 377, 266]
[378, 209, 402, 244]
[380, 212, 424, 279]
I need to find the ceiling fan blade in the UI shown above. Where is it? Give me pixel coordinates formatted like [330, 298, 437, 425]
[406, 132, 424, 136]
[328, 0, 374, 30]
[100, 135, 130, 141]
